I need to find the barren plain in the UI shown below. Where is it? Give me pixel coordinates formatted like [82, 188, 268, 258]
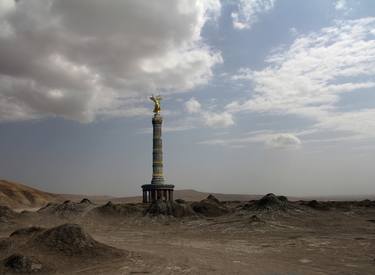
[0, 190, 374, 274]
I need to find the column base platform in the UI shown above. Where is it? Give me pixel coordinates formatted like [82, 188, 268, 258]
[141, 184, 174, 203]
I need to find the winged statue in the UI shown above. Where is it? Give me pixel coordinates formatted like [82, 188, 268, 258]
[150, 95, 162, 114]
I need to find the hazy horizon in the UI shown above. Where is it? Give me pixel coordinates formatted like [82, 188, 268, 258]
[0, 0, 374, 197]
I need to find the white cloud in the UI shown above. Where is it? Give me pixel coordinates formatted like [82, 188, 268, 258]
[317, 109, 375, 137]
[231, 0, 276, 30]
[203, 111, 234, 128]
[334, 0, 352, 15]
[335, 0, 347, 11]
[185, 97, 234, 128]
[0, 0, 15, 17]
[0, 0, 222, 122]
[266, 133, 301, 148]
[199, 130, 301, 149]
[289, 27, 298, 36]
[185, 97, 202, 113]
[182, 97, 235, 129]
[229, 18, 375, 138]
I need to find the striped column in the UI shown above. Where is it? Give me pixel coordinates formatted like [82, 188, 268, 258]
[151, 114, 165, 185]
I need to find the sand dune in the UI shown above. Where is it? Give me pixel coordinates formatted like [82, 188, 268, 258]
[0, 180, 58, 209]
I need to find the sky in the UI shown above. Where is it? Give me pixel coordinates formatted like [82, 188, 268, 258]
[0, 0, 374, 197]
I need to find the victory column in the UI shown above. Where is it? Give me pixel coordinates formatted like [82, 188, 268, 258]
[141, 95, 174, 203]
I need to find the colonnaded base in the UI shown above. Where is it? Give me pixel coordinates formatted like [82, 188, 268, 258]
[141, 184, 174, 203]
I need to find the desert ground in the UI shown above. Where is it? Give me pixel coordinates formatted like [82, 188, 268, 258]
[0, 180, 374, 274]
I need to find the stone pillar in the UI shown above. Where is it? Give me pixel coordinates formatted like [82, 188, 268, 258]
[151, 114, 165, 185]
[141, 106, 174, 203]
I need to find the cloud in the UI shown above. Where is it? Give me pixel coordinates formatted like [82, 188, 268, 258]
[316, 109, 375, 137]
[231, 0, 276, 30]
[182, 97, 234, 128]
[0, 0, 15, 17]
[141, 95, 236, 132]
[229, 18, 375, 138]
[335, 0, 347, 11]
[266, 133, 301, 148]
[185, 97, 202, 113]
[334, 0, 352, 15]
[0, 0, 222, 122]
[289, 27, 298, 36]
[203, 111, 234, 128]
[199, 130, 301, 149]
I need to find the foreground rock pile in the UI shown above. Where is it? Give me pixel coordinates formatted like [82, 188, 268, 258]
[91, 201, 142, 217]
[0, 223, 127, 273]
[33, 223, 125, 257]
[37, 199, 94, 218]
[241, 193, 291, 212]
[145, 200, 195, 217]
[144, 194, 230, 218]
[190, 195, 230, 217]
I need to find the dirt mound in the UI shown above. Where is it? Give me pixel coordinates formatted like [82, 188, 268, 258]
[242, 194, 290, 211]
[0, 206, 18, 223]
[145, 200, 195, 217]
[33, 224, 96, 252]
[89, 201, 143, 219]
[323, 201, 352, 211]
[305, 200, 330, 211]
[0, 179, 58, 209]
[191, 195, 229, 217]
[3, 254, 42, 273]
[356, 199, 375, 208]
[0, 224, 127, 273]
[206, 194, 221, 204]
[301, 200, 375, 211]
[255, 193, 290, 211]
[10, 226, 45, 238]
[38, 200, 93, 218]
[32, 223, 125, 258]
[80, 198, 92, 204]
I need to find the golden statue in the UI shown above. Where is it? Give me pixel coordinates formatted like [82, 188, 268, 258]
[150, 95, 162, 114]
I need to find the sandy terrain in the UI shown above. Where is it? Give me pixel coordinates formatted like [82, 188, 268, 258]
[0, 180, 59, 209]
[0, 194, 374, 274]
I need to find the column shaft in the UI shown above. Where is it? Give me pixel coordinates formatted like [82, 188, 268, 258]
[151, 114, 165, 185]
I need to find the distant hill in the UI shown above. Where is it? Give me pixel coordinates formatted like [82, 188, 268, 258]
[85, 190, 375, 204]
[0, 179, 59, 209]
[1, 179, 374, 209]
[0, 181, 276, 207]
[112, 189, 277, 203]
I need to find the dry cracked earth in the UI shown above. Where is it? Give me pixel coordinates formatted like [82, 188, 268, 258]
[0, 194, 374, 274]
